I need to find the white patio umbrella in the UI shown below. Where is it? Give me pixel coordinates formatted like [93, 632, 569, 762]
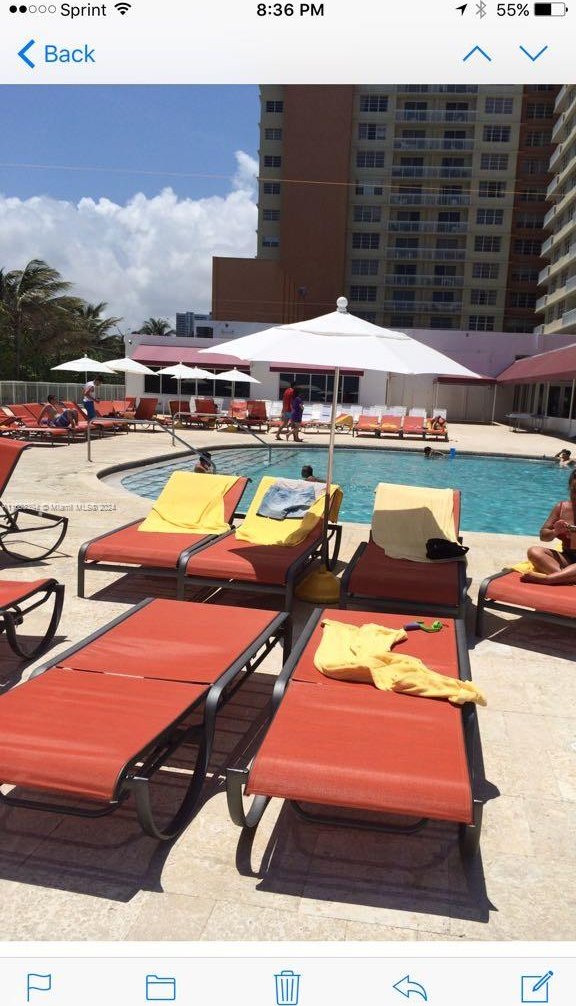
[103, 357, 155, 376]
[213, 368, 260, 403]
[201, 297, 482, 583]
[157, 363, 214, 401]
[51, 356, 116, 380]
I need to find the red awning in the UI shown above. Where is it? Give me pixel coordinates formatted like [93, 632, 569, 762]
[498, 343, 576, 384]
[132, 345, 249, 369]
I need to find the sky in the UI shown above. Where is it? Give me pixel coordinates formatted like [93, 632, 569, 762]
[0, 85, 260, 329]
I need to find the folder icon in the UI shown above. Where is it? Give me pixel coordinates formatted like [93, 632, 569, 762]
[145, 975, 176, 1001]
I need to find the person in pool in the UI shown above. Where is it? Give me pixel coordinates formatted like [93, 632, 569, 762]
[553, 449, 575, 468]
[423, 446, 445, 459]
[194, 451, 215, 474]
[301, 465, 323, 482]
[522, 469, 576, 585]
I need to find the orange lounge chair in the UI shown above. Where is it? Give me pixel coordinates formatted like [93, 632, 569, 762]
[0, 439, 68, 562]
[3, 405, 71, 443]
[341, 489, 466, 618]
[426, 416, 449, 441]
[124, 397, 159, 429]
[0, 598, 289, 840]
[178, 477, 343, 608]
[354, 413, 382, 437]
[379, 414, 404, 437]
[193, 398, 218, 428]
[402, 415, 427, 439]
[476, 570, 576, 636]
[244, 400, 268, 431]
[227, 607, 483, 861]
[77, 473, 250, 597]
[0, 577, 64, 659]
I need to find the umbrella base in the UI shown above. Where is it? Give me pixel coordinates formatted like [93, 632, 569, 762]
[296, 564, 340, 604]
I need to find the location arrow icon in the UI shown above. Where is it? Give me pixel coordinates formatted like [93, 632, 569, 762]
[392, 975, 428, 1000]
[456, 3, 468, 12]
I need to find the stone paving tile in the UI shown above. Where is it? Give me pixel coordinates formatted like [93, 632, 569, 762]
[0, 426, 574, 940]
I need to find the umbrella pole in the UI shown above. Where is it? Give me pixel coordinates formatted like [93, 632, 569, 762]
[321, 366, 340, 567]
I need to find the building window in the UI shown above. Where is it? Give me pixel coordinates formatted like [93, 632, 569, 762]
[547, 384, 573, 418]
[354, 311, 378, 322]
[468, 315, 496, 330]
[513, 238, 543, 255]
[519, 187, 546, 202]
[264, 127, 282, 140]
[263, 155, 281, 168]
[509, 292, 537, 308]
[352, 232, 380, 249]
[265, 100, 283, 113]
[485, 97, 514, 114]
[279, 371, 359, 404]
[356, 150, 386, 168]
[472, 262, 500, 278]
[480, 153, 509, 170]
[522, 159, 549, 175]
[483, 126, 511, 142]
[355, 180, 384, 195]
[195, 326, 214, 338]
[476, 208, 504, 225]
[390, 315, 414, 326]
[525, 131, 552, 146]
[262, 181, 281, 195]
[474, 235, 502, 252]
[432, 291, 455, 303]
[511, 268, 539, 283]
[351, 259, 379, 275]
[526, 103, 555, 118]
[359, 94, 389, 112]
[353, 205, 382, 222]
[262, 236, 279, 248]
[515, 213, 543, 229]
[471, 289, 498, 305]
[349, 285, 378, 302]
[479, 181, 507, 198]
[358, 123, 387, 140]
[430, 316, 454, 329]
[262, 208, 280, 221]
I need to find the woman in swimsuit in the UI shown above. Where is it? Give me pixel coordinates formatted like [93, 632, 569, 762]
[522, 470, 576, 585]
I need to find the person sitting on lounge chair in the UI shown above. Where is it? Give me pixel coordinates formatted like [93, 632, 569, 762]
[553, 449, 575, 468]
[430, 415, 447, 432]
[194, 451, 216, 474]
[301, 464, 324, 482]
[522, 470, 576, 585]
[423, 446, 445, 460]
[38, 395, 77, 429]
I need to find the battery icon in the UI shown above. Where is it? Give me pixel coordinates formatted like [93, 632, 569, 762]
[534, 2, 568, 12]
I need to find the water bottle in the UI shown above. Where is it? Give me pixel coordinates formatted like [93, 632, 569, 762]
[449, 447, 456, 459]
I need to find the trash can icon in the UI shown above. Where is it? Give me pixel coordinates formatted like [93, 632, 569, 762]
[275, 970, 301, 1005]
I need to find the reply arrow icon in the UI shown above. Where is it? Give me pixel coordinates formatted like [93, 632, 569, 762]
[393, 975, 428, 1000]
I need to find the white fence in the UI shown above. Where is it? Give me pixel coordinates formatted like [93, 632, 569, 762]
[0, 381, 125, 405]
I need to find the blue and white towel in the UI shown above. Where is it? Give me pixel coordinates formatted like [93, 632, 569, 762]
[257, 479, 321, 520]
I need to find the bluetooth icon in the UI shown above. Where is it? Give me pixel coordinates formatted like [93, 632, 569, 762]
[476, 0, 487, 14]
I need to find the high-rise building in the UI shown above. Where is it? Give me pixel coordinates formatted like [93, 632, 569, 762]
[212, 84, 559, 332]
[535, 85, 576, 336]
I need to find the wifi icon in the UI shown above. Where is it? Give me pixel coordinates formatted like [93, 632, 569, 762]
[114, 1, 131, 12]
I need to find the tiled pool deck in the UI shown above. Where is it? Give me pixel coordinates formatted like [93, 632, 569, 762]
[0, 422, 574, 941]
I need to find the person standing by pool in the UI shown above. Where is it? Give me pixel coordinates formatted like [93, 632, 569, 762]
[522, 470, 576, 585]
[275, 381, 296, 441]
[82, 375, 102, 421]
[288, 388, 305, 443]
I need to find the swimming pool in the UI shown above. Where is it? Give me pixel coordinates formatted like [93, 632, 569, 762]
[120, 446, 572, 536]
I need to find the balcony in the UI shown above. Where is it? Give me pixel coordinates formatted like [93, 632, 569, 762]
[396, 85, 479, 93]
[541, 307, 576, 334]
[383, 299, 463, 312]
[538, 274, 576, 313]
[395, 110, 476, 123]
[391, 166, 472, 178]
[384, 274, 464, 287]
[393, 138, 474, 151]
[387, 248, 467, 261]
[535, 294, 547, 312]
[389, 193, 470, 206]
[389, 221, 468, 233]
[549, 144, 562, 170]
[541, 243, 576, 282]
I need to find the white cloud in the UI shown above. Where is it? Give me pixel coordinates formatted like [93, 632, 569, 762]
[0, 150, 258, 330]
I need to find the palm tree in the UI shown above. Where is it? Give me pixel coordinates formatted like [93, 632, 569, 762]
[72, 302, 124, 357]
[0, 259, 83, 379]
[139, 317, 175, 336]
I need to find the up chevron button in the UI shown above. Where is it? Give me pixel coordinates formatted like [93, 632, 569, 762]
[463, 44, 492, 61]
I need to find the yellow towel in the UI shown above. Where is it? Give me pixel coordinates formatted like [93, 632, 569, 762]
[235, 476, 343, 547]
[314, 619, 486, 706]
[139, 471, 237, 535]
[371, 482, 457, 563]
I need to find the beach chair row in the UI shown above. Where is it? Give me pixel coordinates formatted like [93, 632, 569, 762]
[0, 399, 138, 443]
[353, 407, 449, 441]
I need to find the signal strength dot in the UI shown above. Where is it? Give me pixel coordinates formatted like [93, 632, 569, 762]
[114, 1, 131, 12]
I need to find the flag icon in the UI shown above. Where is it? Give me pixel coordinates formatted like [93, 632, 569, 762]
[26, 973, 52, 1002]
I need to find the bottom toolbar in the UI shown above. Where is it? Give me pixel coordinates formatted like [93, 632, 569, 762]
[1, 956, 573, 1005]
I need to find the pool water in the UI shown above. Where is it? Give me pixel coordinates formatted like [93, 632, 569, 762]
[120, 446, 572, 536]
